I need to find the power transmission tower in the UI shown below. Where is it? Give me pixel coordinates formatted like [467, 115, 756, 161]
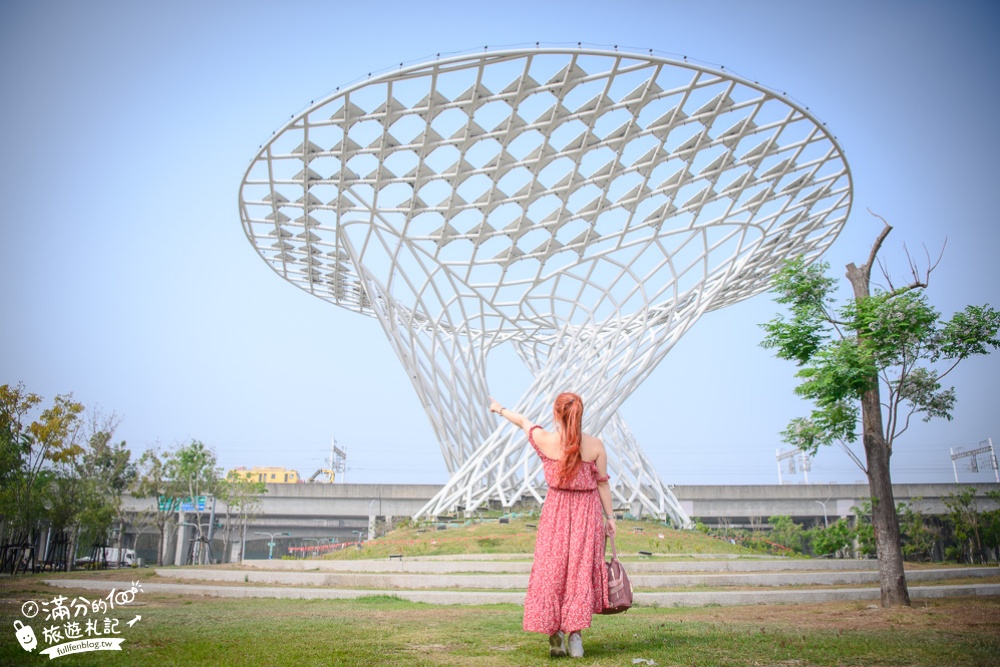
[951, 438, 998, 483]
[776, 447, 811, 485]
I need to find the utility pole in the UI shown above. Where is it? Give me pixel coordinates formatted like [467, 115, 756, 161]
[776, 448, 811, 485]
[330, 437, 347, 483]
[951, 438, 998, 483]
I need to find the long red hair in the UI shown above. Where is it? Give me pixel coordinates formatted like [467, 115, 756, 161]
[554, 392, 584, 486]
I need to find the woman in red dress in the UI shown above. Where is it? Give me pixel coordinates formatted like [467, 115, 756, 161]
[489, 393, 617, 658]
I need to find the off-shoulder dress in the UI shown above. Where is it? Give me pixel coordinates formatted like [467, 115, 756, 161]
[522, 425, 610, 634]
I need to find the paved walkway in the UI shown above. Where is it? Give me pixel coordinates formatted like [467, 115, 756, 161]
[44, 578, 1000, 606]
[152, 566, 999, 590]
[42, 555, 1000, 607]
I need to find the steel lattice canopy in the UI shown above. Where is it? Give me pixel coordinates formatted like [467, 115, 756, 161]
[239, 48, 851, 336]
[238, 48, 853, 522]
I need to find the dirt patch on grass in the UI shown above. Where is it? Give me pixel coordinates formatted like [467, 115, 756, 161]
[3, 570, 998, 636]
[669, 597, 1000, 633]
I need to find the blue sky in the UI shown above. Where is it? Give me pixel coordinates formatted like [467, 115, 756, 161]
[2, 1, 999, 487]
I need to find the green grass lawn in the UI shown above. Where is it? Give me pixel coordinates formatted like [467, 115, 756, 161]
[321, 517, 754, 560]
[3, 519, 995, 665]
[2, 575, 998, 666]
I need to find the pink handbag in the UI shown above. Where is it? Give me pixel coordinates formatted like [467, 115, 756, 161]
[600, 534, 632, 614]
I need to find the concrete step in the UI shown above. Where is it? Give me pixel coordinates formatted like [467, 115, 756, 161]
[240, 556, 887, 574]
[156, 566, 998, 590]
[160, 568, 529, 589]
[45, 578, 1000, 607]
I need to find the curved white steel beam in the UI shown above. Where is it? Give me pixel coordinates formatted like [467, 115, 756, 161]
[238, 48, 852, 525]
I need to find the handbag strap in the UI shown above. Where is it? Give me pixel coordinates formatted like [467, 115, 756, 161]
[605, 533, 619, 560]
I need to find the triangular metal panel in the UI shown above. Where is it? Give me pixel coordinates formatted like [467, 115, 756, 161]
[621, 79, 664, 107]
[759, 157, 794, 180]
[546, 61, 588, 89]
[492, 244, 525, 266]
[499, 74, 540, 103]
[292, 141, 325, 158]
[681, 185, 715, 210]
[293, 215, 322, 228]
[415, 90, 451, 119]
[293, 168, 324, 183]
[648, 106, 688, 140]
[331, 137, 362, 154]
[721, 171, 754, 197]
[467, 221, 497, 246]
[330, 101, 366, 124]
[588, 159, 620, 187]
[691, 91, 735, 121]
[372, 97, 408, 123]
[781, 172, 810, 194]
[574, 93, 614, 117]
[295, 193, 324, 207]
[453, 83, 495, 107]
[738, 138, 779, 166]
[654, 167, 692, 194]
[698, 152, 735, 178]
[718, 116, 757, 148]
[643, 201, 677, 228]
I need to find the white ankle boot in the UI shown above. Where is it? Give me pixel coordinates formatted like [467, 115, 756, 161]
[549, 631, 566, 657]
[567, 632, 583, 658]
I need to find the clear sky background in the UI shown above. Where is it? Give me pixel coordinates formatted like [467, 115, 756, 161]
[2, 1, 998, 488]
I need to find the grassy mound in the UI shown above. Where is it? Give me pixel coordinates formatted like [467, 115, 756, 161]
[321, 516, 754, 560]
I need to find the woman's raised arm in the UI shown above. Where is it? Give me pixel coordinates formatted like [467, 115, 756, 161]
[488, 397, 534, 435]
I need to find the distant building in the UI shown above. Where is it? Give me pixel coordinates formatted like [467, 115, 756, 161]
[228, 466, 301, 484]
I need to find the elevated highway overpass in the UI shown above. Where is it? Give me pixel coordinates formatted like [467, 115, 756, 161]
[123, 482, 997, 565]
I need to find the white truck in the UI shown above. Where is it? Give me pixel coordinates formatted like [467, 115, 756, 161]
[77, 547, 137, 568]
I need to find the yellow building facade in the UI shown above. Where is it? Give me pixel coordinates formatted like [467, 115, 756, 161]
[228, 466, 301, 484]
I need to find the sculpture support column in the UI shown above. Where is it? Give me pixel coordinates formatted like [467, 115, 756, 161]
[239, 48, 852, 530]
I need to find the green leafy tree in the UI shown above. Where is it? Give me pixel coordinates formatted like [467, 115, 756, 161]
[0, 383, 84, 543]
[46, 451, 105, 571]
[851, 499, 876, 558]
[761, 217, 1000, 605]
[898, 498, 938, 562]
[943, 486, 988, 564]
[77, 411, 136, 563]
[0, 404, 20, 525]
[166, 440, 221, 565]
[42, 410, 132, 571]
[982, 490, 1000, 564]
[809, 518, 855, 558]
[134, 446, 177, 566]
[768, 515, 806, 552]
[216, 471, 267, 563]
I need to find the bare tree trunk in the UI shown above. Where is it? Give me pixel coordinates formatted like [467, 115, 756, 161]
[64, 527, 77, 573]
[117, 520, 126, 566]
[860, 394, 910, 606]
[847, 255, 911, 607]
[221, 506, 233, 564]
[157, 524, 165, 566]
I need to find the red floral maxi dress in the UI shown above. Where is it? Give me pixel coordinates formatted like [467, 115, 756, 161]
[523, 425, 610, 635]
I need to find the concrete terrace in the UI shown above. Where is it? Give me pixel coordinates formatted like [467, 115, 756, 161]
[46, 554, 1000, 607]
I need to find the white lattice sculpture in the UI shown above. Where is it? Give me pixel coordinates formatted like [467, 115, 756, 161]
[238, 48, 852, 526]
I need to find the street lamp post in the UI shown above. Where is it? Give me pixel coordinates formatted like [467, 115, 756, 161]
[301, 538, 323, 558]
[352, 530, 366, 549]
[254, 531, 291, 560]
[814, 499, 830, 528]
